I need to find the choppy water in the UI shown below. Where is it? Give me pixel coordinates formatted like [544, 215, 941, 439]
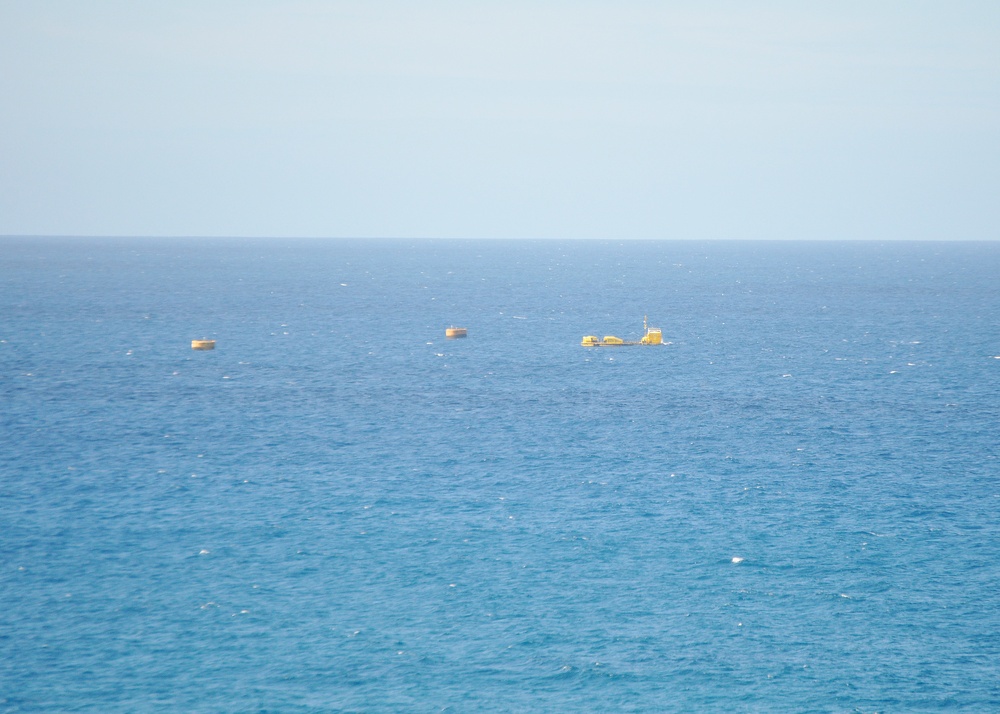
[2, 238, 999, 712]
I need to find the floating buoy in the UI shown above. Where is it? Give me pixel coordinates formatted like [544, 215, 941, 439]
[191, 339, 216, 350]
[445, 327, 467, 339]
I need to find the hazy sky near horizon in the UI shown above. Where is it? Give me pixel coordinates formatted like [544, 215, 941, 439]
[2, 2, 998, 240]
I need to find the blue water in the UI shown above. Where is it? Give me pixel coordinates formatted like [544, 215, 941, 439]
[2, 238, 999, 712]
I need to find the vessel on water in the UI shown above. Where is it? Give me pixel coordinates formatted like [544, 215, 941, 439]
[582, 317, 662, 347]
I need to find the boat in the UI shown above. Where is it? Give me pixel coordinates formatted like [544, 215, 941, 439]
[582, 317, 662, 346]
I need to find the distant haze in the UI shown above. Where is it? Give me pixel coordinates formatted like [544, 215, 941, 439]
[2, 2, 998, 240]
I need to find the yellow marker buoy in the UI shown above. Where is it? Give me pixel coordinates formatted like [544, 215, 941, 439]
[445, 327, 467, 339]
[191, 339, 216, 350]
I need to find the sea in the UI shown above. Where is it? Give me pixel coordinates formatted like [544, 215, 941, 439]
[2, 237, 999, 712]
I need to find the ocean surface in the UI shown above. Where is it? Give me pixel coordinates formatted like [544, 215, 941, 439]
[2, 238, 999, 712]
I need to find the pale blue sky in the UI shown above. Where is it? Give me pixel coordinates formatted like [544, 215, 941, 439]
[2, 1, 998, 239]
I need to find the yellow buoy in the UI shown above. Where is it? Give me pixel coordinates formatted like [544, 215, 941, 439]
[445, 327, 468, 339]
[191, 339, 216, 350]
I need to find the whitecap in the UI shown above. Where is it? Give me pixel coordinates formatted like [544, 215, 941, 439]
[731, 557, 744, 564]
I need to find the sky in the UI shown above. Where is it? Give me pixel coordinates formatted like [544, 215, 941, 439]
[1, 1, 998, 240]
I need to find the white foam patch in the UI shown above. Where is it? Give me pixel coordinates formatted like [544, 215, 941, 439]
[731, 557, 744, 564]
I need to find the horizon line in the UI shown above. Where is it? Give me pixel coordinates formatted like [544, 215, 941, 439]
[2, 234, 997, 243]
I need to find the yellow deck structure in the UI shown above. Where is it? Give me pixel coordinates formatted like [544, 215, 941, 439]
[582, 317, 662, 347]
